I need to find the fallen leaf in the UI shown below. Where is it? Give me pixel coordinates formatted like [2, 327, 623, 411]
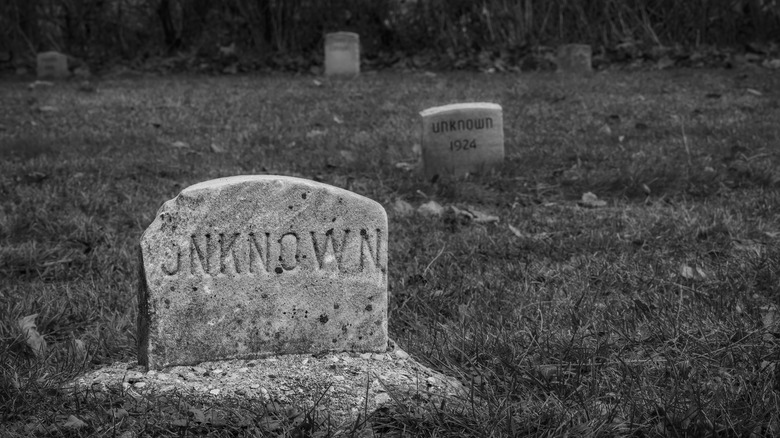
[62, 415, 87, 429]
[18, 314, 47, 358]
[464, 206, 499, 223]
[761, 305, 779, 331]
[312, 79, 322, 86]
[680, 265, 708, 280]
[210, 143, 226, 154]
[171, 141, 190, 149]
[579, 192, 607, 208]
[24, 172, 48, 183]
[111, 408, 129, 419]
[508, 225, 551, 240]
[392, 199, 414, 217]
[77, 81, 97, 92]
[394, 161, 417, 171]
[306, 129, 327, 138]
[375, 393, 392, 405]
[418, 201, 444, 217]
[656, 56, 675, 70]
[339, 149, 355, 162]
[508, 224, 524, 238]
[449, 205, 498, 224]
[732, 239, 764, 256]
[333, 115, 344, 124]
[27, 80, 54, 90]
[189, 407, 206, 423]
[70, 338, 88, 362]
[457, 303, 473, 323]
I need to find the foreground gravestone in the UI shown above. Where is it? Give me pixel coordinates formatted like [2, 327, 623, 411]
[138, 175, 388, 369]
[557, 44, 592, 75]
[324, 32, 360, 76]
[36, 51, 69, 79]
[420, 102, 504, 179]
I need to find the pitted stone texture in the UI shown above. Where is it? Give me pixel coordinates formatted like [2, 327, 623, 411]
[420, 103, 504, 179]
[138, 175, 388, 369]
[36, 51, 69, 79]
[324, 32, 360, 76]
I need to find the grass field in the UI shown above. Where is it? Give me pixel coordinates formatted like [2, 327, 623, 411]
[2, 68, 780, 436]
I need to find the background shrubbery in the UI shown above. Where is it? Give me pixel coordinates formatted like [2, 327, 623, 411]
[2, 0, 780, 71]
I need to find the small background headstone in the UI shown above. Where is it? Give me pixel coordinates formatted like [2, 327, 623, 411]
[420, 102, 504, 179]
[324, 32, 360, 76]
[557, 44, 592, 75]
[138, 175, 388, 369]
[36, 51, 69, 79]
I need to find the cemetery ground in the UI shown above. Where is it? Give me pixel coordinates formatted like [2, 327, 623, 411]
[1, 68, 780, 437]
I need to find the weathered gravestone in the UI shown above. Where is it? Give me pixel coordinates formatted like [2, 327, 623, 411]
[138, 175, 388, 369]
[36, 51, 69, 79]
[557, 44, 592, 75]
[324, 32, 360, 76]
[420, 102, 504, 179]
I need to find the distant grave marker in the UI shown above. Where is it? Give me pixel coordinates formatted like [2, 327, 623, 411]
[324, 32, 360, 76]
[36, 51, 69, 79]
[138, 175, 388, 369]
[420, 103, 504, 179]
[556, 44, 592, 75]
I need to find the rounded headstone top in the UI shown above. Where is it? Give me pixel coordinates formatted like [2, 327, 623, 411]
[181, 174, 376, 203]
[325, 32, 359, 41]
[420, 102, 501, 117]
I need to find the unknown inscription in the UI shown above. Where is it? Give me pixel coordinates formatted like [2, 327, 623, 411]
[420, 102, 504, 178]
[159, 228, 385, 277]
[138, 175, 388, 369]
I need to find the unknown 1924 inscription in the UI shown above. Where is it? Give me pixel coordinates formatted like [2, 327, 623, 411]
[138, 175, 388, 369]
[420, 102, 504, 179]
[324, 32, 360, 76]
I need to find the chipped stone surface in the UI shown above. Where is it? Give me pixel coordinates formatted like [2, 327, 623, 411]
[70, 343, 470, 430]
[420, 103, 504, 178]
[325, 32, 360, 76]
[36, 51, 69, 79]
[139, 175, 388, 369]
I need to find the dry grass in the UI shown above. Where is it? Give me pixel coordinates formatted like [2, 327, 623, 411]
[1, 68, 780, 436]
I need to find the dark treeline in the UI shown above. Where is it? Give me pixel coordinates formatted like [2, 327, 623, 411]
[1, 0, 779, 68]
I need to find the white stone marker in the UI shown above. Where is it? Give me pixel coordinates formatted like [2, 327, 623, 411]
[138, 175, 388, 369]
[324, 32, 360, 76]
[36, 51, 69, 79]
[556, 44, 592, 75]
[420, 103, 504, 179]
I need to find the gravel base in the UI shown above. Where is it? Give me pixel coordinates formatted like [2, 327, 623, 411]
[68, 340, 471, 431]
